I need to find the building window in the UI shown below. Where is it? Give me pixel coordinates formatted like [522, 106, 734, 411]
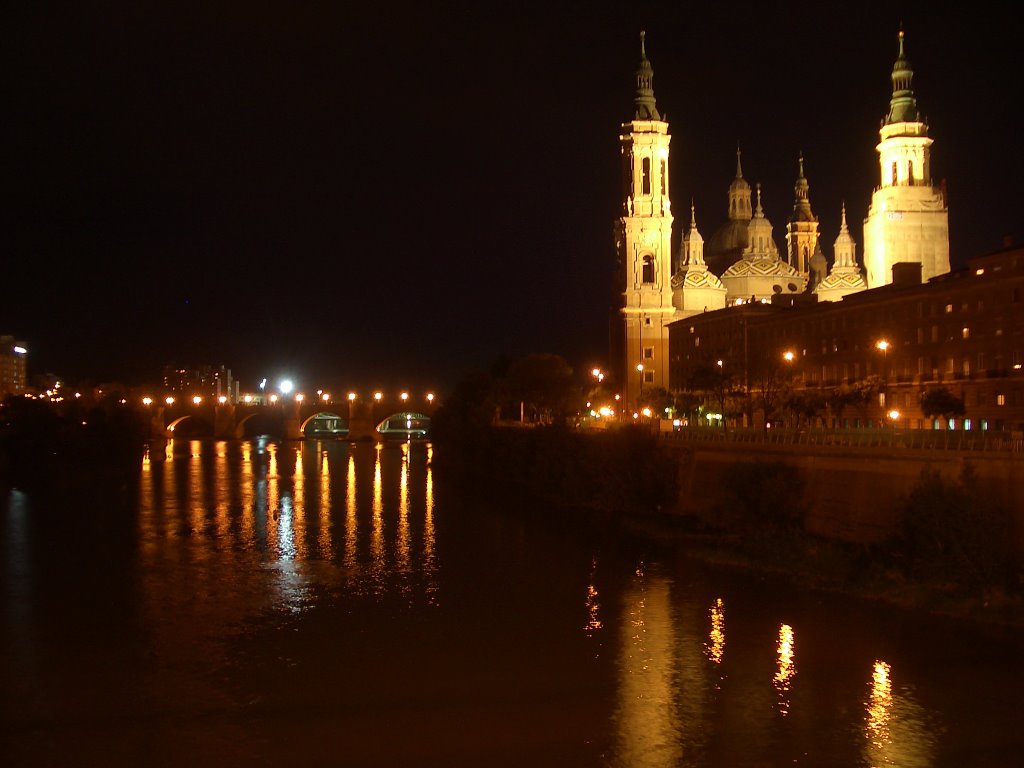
[643, 347, 654, 360]
[945, 303, 953, 313]
[891, 161, 898, 184]
[997, 393, 1006, 406]
[642, 254, 655, 284]
[931, 326, 939, 342]
[963, 358, 971, 377]
[660, 159, 667, 196]
[644, 316, 653, 326]
[962, 327, 970, 339]
[917, 327, 924, 344]
[641, 157, 651, 195]
[908, 159, 914, 183]
[643, 370, 655, 384]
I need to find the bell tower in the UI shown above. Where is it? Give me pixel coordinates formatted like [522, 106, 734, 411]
[863, 29, 949, 288]
[614, 32, 675, 408]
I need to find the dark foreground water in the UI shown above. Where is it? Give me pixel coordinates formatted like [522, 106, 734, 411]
[2, 438, 1023, 767]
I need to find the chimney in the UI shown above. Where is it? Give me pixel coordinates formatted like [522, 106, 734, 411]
[891, 262, 922, 286]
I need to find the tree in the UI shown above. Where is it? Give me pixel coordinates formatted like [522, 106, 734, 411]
[502, 353, 577, 424]
[920, 386, 966, 423]
[688, 362, 736, 431]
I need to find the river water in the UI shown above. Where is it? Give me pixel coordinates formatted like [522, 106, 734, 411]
[2, 438, 1023, 767]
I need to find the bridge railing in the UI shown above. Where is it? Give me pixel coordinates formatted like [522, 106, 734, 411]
[660, 426, 1024, 454]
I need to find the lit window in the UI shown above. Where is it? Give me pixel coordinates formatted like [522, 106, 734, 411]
[643, 347, 654, 360]
[643, 370, 654, 384]
[945, 304, 953, 313]
[997, 394, 1006, 406]
[641, 157, 651, 195]
[642, 254, 655, 284]
[962, 327, 970, 339]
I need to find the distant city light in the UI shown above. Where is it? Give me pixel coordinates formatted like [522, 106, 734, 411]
[243, 394, 253, 403]
[192, 396, 202, 405]
[269, 394, 279, 403]
[279, 379, 294, 394]
[13, 346, 26, 354]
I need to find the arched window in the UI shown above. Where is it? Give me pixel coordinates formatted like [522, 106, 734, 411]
[908, 160, 914, 183]
[892, 161, 898, 185]
[641, 157, 651, 195]
[660, 159, 667, 196]
[642, 254, 655, 284]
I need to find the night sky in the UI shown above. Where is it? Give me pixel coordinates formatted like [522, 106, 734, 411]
[7, 3, 1023, 394]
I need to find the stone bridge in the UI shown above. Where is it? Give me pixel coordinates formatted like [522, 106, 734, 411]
[147, 396, 437, 440]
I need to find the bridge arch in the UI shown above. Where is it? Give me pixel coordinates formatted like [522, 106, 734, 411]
[300, 411, 349, 438]
[376, 411, 431, 438]
[165, 414, 214, 438]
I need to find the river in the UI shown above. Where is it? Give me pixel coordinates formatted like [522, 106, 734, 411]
[2, 438, 1022, 766]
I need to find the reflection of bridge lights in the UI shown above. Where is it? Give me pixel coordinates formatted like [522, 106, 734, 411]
[218, 395, 227, 404]
[270, 394, 279, 403]
[165, 396, 175, 405]
[295, 394, 304, 403]
[373, 392, 383, 402]
[192, 395, 202, 405]
[142, 397, 153, 406]
[279, 379, 294, 395]
[348, 392, 357, 402]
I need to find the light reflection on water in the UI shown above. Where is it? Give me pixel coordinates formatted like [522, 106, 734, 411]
[5, 438, 1023, 766]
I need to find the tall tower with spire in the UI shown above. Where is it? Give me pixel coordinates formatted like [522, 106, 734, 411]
[785, 153, 820, 280]
[615, 32, 675, 406]
[862, 29, 950, 288]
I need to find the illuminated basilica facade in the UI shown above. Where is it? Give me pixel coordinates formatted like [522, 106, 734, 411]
[615, 30, 949, 406]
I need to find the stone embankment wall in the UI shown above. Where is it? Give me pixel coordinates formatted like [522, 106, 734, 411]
[666, 441, 1024, 554]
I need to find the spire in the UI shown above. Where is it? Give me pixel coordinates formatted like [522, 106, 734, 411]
[754, 183, 764, 218]
[632, 31, 661, 121]
[833, 201, 858, 270]
[839, 201, 849, 234]
[791, 152, 814, 221]
[735, 144, 744, 179]
[682, 199, 705, 266]
[885, 28, 920, 124]
[728, 145, 752, 221]
[690, 199, 697, 229]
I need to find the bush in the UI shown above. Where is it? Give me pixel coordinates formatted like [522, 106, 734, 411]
[892, 463, 1016, 591]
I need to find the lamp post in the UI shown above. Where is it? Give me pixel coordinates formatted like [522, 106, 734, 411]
[876, 339, 891, 421]
[636, 363, 644, 407]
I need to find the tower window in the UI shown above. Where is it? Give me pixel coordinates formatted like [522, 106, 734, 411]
[660, 159, 667, 196]
[643, 346, 654, 359]
[892, 161, 898, 185]
[908, 160, 914, 183]
[642, 254, 655, 284]
[641, 157, 651, 195]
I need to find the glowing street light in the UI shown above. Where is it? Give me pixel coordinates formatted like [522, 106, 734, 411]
[192, 396, 202, 405]
[348, 392, 357, 402]
[270, 394, 279, 404]
[783, 350, 795, 362]
[142, 397, 153, 406]
[426, 392, 435, 404]
[400, 392, 409, 403]
[279, 379, 294, 395]
[165, 396, 175, 406]
[373, 392, 383, 402]
[887, 409, 901, 421]
[321, 392, 330, 402]
[295, 393, 304, 403]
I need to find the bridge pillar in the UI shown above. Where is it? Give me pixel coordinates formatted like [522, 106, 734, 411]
[150, 407, 168, 439]
[348, 400, 378, 441]
[214, 404, 237, 439]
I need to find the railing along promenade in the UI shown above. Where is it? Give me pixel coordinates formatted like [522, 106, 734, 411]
[661, 426, 1024, 454]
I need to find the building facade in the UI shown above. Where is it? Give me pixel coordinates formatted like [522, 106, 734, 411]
[669, 245, 1024, 431]
[0, 336, 28, 400]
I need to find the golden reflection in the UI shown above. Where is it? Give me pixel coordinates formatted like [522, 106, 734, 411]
[344, 454, 357, 570]
[318, 450, 333, 560]
[862, 660, 937, 767]
[584, 556, 602, 635]
[866, 660, 892, 752]
[396, 445, 411, 583]
[614, 568, 681, 766]
[239, 440, 256, 550]
[705, 597, 725, 665]
[370, 446, 384, 586]
[291, 447, 306, 559]
[188, 441, 204, 538]
[773, 623, 797, 716]
[214, 442, 230, 540]
[423, 452, 437, 600]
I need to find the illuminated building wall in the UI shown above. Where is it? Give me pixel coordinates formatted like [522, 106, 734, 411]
[0, 336, 28, 399]
[862, 31, 949, 288]
[615, 33, 677, 407]
[669, 245, 1024, 430]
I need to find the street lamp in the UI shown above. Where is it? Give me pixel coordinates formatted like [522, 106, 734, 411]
[636, 363, 644, 405]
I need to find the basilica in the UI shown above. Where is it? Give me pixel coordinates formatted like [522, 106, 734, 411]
[615, 30, 951, 407]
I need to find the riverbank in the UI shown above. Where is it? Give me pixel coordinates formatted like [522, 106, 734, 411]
[431, 423, 1024, 630]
